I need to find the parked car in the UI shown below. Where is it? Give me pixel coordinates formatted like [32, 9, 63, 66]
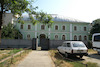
[57, 41, 88, 58]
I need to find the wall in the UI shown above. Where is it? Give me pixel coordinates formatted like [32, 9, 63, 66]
[0, 39, 88, 49]
[0, 39, 32, 48]
[49, 40, 88, 49]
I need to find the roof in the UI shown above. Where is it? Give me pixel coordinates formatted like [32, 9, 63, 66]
[22, 14, 89, 23]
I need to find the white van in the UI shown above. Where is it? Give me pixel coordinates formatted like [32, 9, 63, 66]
[57, 41, 88, 58]
[92, 33, 100, 54]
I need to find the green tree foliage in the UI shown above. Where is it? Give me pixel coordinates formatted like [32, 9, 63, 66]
[1, 23, 22, 39]
[0, 0, 53, 41]
[89, 19, 100, 40]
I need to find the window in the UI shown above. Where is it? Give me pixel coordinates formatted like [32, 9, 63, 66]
[55, 25, 58, 30]
[62, 25, 65, 30]
[73, 42, 85, 47]
[94, 35, 100, 41]
[27, 34, 30, 39]
[41, 25, 45, 30]
[74, 35, 77, 40]
[84, 27, 87, 31]
[20, 24, 23, 29]
[79, 35, 82, 41]
[84, 36, 87, 40]
[62, 35, 65, 40]
[74, 26, 77, 31]
[28, 25, 31, 29]
[55, 35, 58, 40]
[67, 43, 71, 47]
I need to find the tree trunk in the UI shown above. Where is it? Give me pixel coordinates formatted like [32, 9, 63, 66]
[0, 3, 3, 45]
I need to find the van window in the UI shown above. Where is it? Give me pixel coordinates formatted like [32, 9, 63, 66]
[94, 35, 100, 41]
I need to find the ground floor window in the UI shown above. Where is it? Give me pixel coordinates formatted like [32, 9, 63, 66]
[27, 34, 30, 39]
[74, 35, 77, 40]
[62, 35, 65, 40]
[79, 35, 82, 41]
[55, 35, 58, 40]
[84, 36, 87, 40]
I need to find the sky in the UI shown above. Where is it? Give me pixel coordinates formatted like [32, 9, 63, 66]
[31, 0, 100, 23]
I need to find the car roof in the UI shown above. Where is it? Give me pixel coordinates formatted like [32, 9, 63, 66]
[63, 41, 83, 43]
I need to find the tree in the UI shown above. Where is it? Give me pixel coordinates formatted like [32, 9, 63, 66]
[2, 23, 22, 39]
[0, 0, 53, 44]
[89, 19, 100, 40]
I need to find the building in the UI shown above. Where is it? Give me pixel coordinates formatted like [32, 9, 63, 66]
[2, 13, 18, 25]
[15, 14, 90, 41]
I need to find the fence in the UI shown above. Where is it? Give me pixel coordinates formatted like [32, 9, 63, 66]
[0, 39, 32, 48]
[0, 39, 88, 49]
[50, 40, 88, 49]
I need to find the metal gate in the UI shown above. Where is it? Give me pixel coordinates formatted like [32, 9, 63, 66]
[39, 38, 49, 50]
[32, 38, 36, 50]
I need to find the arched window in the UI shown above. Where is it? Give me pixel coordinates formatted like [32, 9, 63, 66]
[84, 27, 87, 31]
[55, 25, 58, 30]
[79, 35, 82, 41]
[84, 36, 87, 40]
[62, 25, 65, 30]
[27, 34, 30, 39]
[41, 25, 45, 30]
[20, 24, 23, 29]
[28, 25, 31, 29]
[55, 35, 58, 40]
[74, 35, 77, 40]
[74, 26, 77, 31]
[62, 35, 65, 40]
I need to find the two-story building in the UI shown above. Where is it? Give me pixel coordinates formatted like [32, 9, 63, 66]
[15, 14, 90, 41]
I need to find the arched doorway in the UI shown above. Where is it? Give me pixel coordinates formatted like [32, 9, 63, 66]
[40, 34, 46, 39]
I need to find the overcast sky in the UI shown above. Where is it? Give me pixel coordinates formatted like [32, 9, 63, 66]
[32, 0, 100, 23]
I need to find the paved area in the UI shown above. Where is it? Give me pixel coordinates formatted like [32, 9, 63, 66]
[17, 51, 55, 67]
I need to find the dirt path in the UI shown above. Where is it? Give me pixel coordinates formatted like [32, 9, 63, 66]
[17, 51, 55, 67]
[83, 54, 100, 67]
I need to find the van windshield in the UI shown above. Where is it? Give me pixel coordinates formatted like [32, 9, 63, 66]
[73, 42, 85, 47]
[94, 35, 100, 42]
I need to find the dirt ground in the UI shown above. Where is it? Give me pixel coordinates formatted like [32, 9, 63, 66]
[83, 53, 100, 67]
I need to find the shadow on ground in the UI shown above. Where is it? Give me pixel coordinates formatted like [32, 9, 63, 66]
[54, 52, 85, 61]
[87, 53, 100, 60]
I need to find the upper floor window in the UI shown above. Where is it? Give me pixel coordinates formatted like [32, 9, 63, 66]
[20, 24, 23, 29]
[79, 35, 82, 41]
[41, 25, 45, 30]
[62, 25, 65, 30]
[74, 26, 77, 31]
[55, 35, 58, 40]
[28, 25, 31, 29]
[55, 25, 58, 30]
[62, 35, 65, 40]
[84, 27, 87, 31]
[84, 36, 87, 40]
[27, 34, 30, 39]
[74, 35, 77, 40]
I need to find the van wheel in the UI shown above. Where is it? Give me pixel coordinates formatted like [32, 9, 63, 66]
[80, 55, 83, 58]
[65, 53, 69, 58]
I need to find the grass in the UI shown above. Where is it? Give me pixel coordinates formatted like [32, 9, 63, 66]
[88, 49, 97, 54]
[0, 49, 22, 61]
[49, 49, 99, 67]
[0, 49, 32, 67]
